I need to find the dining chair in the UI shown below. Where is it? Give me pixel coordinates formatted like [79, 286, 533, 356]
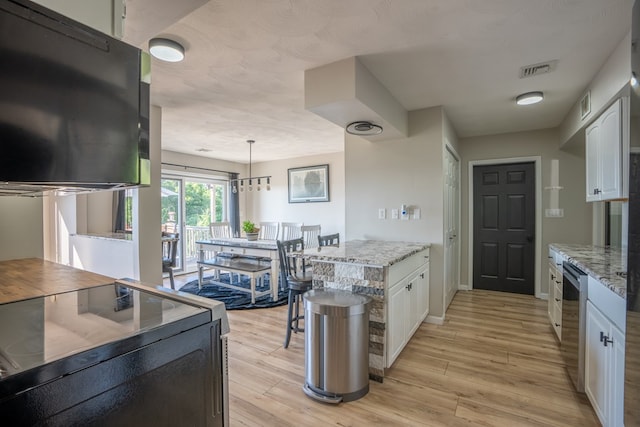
[209, 221, 232, 238]
[318, 233, 340, 247]
[258, 222, 279, 240]
[277, 238, 312, 349]
[281, 222, 303, 240]
[161, 232, 179, 290]
[301, 225, 321, 248]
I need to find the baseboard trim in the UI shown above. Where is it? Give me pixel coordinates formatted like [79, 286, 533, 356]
[425, 314, 445, 325]
[458, 284, 470, 291]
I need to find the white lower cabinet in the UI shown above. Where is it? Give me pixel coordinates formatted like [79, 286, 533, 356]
[547, 248, 563, 340]
[386, 250, 430, 367]
[585, 299, 625, 427]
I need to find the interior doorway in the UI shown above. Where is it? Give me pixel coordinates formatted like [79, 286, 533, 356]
[472, 161, 536, 295]
[444, 145, 460, 309]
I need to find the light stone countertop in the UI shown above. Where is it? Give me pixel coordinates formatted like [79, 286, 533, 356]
[549, 243, 626, 298]
[300, 240, 430, 267]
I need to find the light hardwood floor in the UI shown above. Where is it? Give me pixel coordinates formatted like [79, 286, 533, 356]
[167, 274, 599, 426]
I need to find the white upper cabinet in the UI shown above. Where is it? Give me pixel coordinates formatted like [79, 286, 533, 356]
[585, 98, 628, 202]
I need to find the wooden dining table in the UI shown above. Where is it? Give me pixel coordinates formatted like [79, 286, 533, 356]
[195, 238, 280, 301]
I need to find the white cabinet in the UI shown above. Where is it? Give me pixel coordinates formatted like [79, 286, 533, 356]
[585, 98, 627, 202]
[386, 249, 430, 367]
[31, 0, 125, 38]
[585, 277, 626, 427]
[547, 248, 563, 340]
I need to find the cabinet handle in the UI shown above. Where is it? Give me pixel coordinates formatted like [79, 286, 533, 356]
[551, 274, 555, 280]
[420, 273, 425, 279]
[555, 298, 561, 302]
[600, 331, 614, 347]
[593, 188, 601, 195]
[554, 323, 560, 327]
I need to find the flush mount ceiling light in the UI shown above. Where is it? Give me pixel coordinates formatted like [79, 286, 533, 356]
[346, 121, 383, 136]
[149, 38, 185, 62]
[516, 91, 544, 106]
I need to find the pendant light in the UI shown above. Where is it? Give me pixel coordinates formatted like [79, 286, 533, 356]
[231, 140, 271, 193]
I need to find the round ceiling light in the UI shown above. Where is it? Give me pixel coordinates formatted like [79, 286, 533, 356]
[516, 91, 544, 106]
[345, 121, 383, 136]
[149, 38, 185, 62]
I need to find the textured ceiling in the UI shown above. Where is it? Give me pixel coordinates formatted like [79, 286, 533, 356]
[124, 0, 633, 163]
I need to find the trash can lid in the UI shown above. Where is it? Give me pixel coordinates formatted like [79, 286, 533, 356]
[303, 289, 371, 316]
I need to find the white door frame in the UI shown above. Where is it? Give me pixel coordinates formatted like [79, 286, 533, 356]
[444, 142, 461, 309]
[467, 156, 543, 298]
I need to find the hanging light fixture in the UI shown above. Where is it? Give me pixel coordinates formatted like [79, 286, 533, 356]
[231, 140, 272, 193]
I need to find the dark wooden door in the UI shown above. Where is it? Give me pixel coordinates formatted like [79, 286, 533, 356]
[473, 162, 535, 294]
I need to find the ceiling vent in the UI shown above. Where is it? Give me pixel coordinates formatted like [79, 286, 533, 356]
[519, 60, 557, 79]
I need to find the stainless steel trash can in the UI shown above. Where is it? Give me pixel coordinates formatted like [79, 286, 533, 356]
[302, 289, 372, 403]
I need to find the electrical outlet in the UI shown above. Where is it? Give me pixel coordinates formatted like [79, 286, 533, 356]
[378, 208, 386, 219]
[391, 209, 399, 219]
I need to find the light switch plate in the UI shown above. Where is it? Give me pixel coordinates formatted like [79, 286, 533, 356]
[391, 209, 399, 219]
[413, 208, 421, 219]
[378, 208, 386, 219]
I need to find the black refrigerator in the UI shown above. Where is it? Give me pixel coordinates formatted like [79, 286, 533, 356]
[627, 1, 640, 425]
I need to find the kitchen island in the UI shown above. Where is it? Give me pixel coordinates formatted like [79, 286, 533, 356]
[300, 240, 430, 381]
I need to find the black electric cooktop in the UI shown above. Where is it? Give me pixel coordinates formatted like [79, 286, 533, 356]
[0, 283, 208, 383]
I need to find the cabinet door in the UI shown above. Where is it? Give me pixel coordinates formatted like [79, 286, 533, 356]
[548, 266, 556, 324]
[599, 99, 622, 200]
[609, 325, 625, 427]
[585, 121, 600, 202]
[406, 272, 423, 338]
[585, 301, 609, 425]
[387, 280, 408, 366]
[417, 265, 430, 322]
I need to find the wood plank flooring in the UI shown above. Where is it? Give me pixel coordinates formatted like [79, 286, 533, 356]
[167, 274, 599, 426]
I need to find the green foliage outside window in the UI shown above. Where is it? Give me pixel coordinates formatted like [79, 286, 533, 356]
[161, 179, 225, 227]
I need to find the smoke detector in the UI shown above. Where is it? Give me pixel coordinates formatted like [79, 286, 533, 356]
[346, 121, 383, 136]
[519, 60, 557, 79]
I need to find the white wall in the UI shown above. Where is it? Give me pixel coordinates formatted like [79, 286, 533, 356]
[0, 197, 43, 261]
[560, 32, 631, 145]
[345, 106, 449, 319]
[249, 152, 345, 238]
[135, 105, 163, 284]
[70, 235, 135, 278]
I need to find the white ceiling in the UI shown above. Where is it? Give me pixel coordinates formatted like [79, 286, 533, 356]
[124, 0, 633, 164]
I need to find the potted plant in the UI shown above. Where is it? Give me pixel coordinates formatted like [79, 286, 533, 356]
[242, 220, 260, 241]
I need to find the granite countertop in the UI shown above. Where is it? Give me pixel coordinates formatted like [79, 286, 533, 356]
[301, 240, 430, 267]
[549, 243, 626, 298]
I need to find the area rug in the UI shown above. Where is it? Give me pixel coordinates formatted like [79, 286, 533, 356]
[179, 273, 288, 310]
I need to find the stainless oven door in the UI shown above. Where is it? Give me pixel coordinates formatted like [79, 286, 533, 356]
[561, 262, 587, 393]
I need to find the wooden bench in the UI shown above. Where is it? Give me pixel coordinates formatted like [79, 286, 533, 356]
[197, 257, 273, 304]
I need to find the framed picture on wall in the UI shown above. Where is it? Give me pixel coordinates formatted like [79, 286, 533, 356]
[288, 164, 329, 203]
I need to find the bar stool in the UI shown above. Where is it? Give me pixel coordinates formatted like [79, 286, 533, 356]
[277, 238, 312, 349]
